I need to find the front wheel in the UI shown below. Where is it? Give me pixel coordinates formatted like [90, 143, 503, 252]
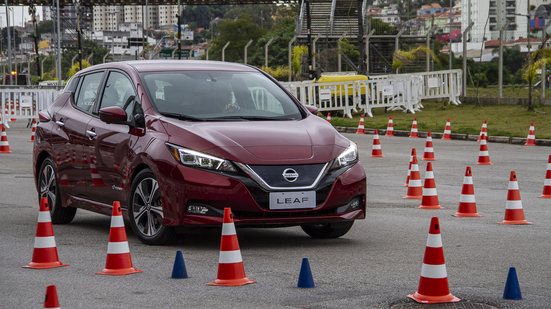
[301, 221, 354, 239]
[128, 169, 173, 245]
[37, 157, 76, 224]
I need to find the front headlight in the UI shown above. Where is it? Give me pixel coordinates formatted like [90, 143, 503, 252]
[331, 142, 358, 170]
[166, 143, 236, 172]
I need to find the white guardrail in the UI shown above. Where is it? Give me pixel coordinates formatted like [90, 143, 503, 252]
[0, 87, 60, 124]
[280, 69, 462, 118]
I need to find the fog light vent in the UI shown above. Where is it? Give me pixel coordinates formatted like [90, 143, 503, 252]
[186, 203, 223, 216]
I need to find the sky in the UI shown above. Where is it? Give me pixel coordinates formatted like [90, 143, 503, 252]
[0, 6, 44, 28]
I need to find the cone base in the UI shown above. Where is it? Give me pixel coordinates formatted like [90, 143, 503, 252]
[23, 262, 68, 269]
[370, 154, 384, 158]
[0, 150, 11, 153]
[96, 267, 143, 276]
[442, 137, 452, 140]
[419, 205, 443, 209]
[407, 292, 461, 304]
[386, 133, 394, 136]
[477, 161, 493, 165]
[409, 136, 418, 138]
[540, 194, 551, 199]
[356, 131, 364, 135]
[422, 158, 435, 161]
[453, 212, 480, 217]
[208, 277, 256, 286]
[403, 195, 422, 200]
[498, 220, 532, 225]
[524, 143, 535, 146]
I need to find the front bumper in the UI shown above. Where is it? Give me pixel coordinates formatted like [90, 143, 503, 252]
[159, 162, 366, 227]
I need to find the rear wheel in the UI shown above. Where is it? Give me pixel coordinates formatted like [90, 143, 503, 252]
[128, 169, 173, 245]
[38, 157, 76, 224]
[301, 221, 354, 239]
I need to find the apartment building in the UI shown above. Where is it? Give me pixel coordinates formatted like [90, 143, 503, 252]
[462, 0, 528, 42]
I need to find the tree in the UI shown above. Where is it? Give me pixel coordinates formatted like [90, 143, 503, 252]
[37, 20, 54, 36]
[67, 59, 91, 78]
[392, 46, 440, 72]
[208, 15, 264, 63]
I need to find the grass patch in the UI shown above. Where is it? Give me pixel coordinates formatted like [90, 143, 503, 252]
[329, 101, 551, 139]
[466, 86, 551, 98]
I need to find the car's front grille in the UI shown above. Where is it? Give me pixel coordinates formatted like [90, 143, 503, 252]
[241, 163, 328, 189]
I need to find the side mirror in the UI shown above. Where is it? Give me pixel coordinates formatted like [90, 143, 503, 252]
[99, 106, 128, 124]
[305, 105, 318, 114]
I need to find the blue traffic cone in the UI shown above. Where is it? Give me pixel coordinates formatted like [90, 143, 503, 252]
[297, 257, 315, 288]
[503, 267, 522, 300]
[171, 250, 189, 279]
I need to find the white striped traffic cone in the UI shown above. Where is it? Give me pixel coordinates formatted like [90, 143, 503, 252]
[0, 124, 11, 153]
[386, 116, 394, 136]
[442, 118, 452, 140]
[478, 120, 488, 141]
[409, 117, 419, 138]
[404, 149, 422, 199]
[209, 208, 255, 286]
[97, 201, 142, 275]
[356, 114, 365, 134]
[408, 217, 460, 304]
[454, 166, 480, 217]
[525, 123, 536, 146]
[30, 118, 37, 142]
[423, 131, 435, 161]
[477, 134, 492, 165]
[499, 171, 531, 225]
[542, 155, 551, 198]
[419, 162, 442, 209]
[23, 197, 67, 269]
[404, 148, 415, 187]
[371, 129, 383, 157]
[326, 112, 332, 123]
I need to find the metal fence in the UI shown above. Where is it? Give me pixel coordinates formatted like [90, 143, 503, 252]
[1, 87, 61, 124]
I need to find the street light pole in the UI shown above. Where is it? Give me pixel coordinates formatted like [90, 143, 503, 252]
[56, 0, 62, 86]
[177, 0, 182, 60]
[5, 0, 13, 85]
[527, 0, 534, 111]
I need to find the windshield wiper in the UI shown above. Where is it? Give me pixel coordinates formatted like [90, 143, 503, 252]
[160, 112, 206, 122]
[205, 115, 297, 121]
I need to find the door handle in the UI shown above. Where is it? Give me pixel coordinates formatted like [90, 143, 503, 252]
[86, 129, 97, 139]
[55, 119, 65, 127]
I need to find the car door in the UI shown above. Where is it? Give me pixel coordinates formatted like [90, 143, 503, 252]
[53, 71, 105, 199]
[85, 70, 140, 206]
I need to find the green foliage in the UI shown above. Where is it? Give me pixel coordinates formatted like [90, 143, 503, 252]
[292, 45, 308, 79]
[37, 20, 54, 36]
[67, 60, 91, 78]
[370, 18, 398, 35]
[261, 66, 289, 81]
[392, 46, 440, 71]
[208, 15, 265, 62]
[338, 39, 360, 64]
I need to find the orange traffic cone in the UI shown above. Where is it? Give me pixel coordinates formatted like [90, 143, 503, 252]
[419, 162, 442, 209]
[30, 118, 37, 142]
[10, 108, 16, 122]
[477, 134, 492, 165]
[404, 149, 422, 199]
[0, 124, 11, 153]
[409, 117, 419, 138]
[541, 155, 551, 198]
[97, 201, 142, 275]
[499, 171, 531, 225]
[386, 116, 394, 136]
[404, 148, 416, 187]
[408, 217, 460, 304]
[43, 285, 60, 309]
[326, 112, 332, 123]
[371, 129, 383, 158]
[478, 120, 488, 141]
[454, 166, 480, 217]
[442, 118, 452, 140]
[356, 114, 365, 134]
[209, 208, 255, 286]
[90, 155, 105, 187]
[525, 123, 536, 146]
[423, 131, 435, 161]
[23, 197, 67, 269]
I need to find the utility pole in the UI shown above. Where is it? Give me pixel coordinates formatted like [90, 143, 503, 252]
[29, 4, 41, 79]
[527, 0, 534, 111]
[357, 0, 366, 74]
[177, 0, 182, 60]
[305, 0, 314, 79]
[76, 0, 82, 71]
[5, 0, 12, 85]
[56, 0, 62, 86]
[448, 0, 452, 70]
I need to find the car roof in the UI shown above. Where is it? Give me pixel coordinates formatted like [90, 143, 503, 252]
[78, 60, 258, 75]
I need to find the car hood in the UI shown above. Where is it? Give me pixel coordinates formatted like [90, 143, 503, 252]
[161, 115, 350, 165]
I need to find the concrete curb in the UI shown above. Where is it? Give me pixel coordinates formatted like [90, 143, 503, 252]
[334, 127, 551, 147]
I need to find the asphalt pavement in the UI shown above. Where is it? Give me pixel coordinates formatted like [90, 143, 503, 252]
[1, 121, 550, 308]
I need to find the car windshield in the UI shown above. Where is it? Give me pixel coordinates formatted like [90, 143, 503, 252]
[141, 71, 303, 121]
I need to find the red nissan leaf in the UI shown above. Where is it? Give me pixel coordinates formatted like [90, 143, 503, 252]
[33, 61, 366, 244]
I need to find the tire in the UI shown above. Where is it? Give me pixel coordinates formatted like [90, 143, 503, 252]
[128, 169, 173, 245]
[301, 221, 354, 239]
[37, 157, 76, 224]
